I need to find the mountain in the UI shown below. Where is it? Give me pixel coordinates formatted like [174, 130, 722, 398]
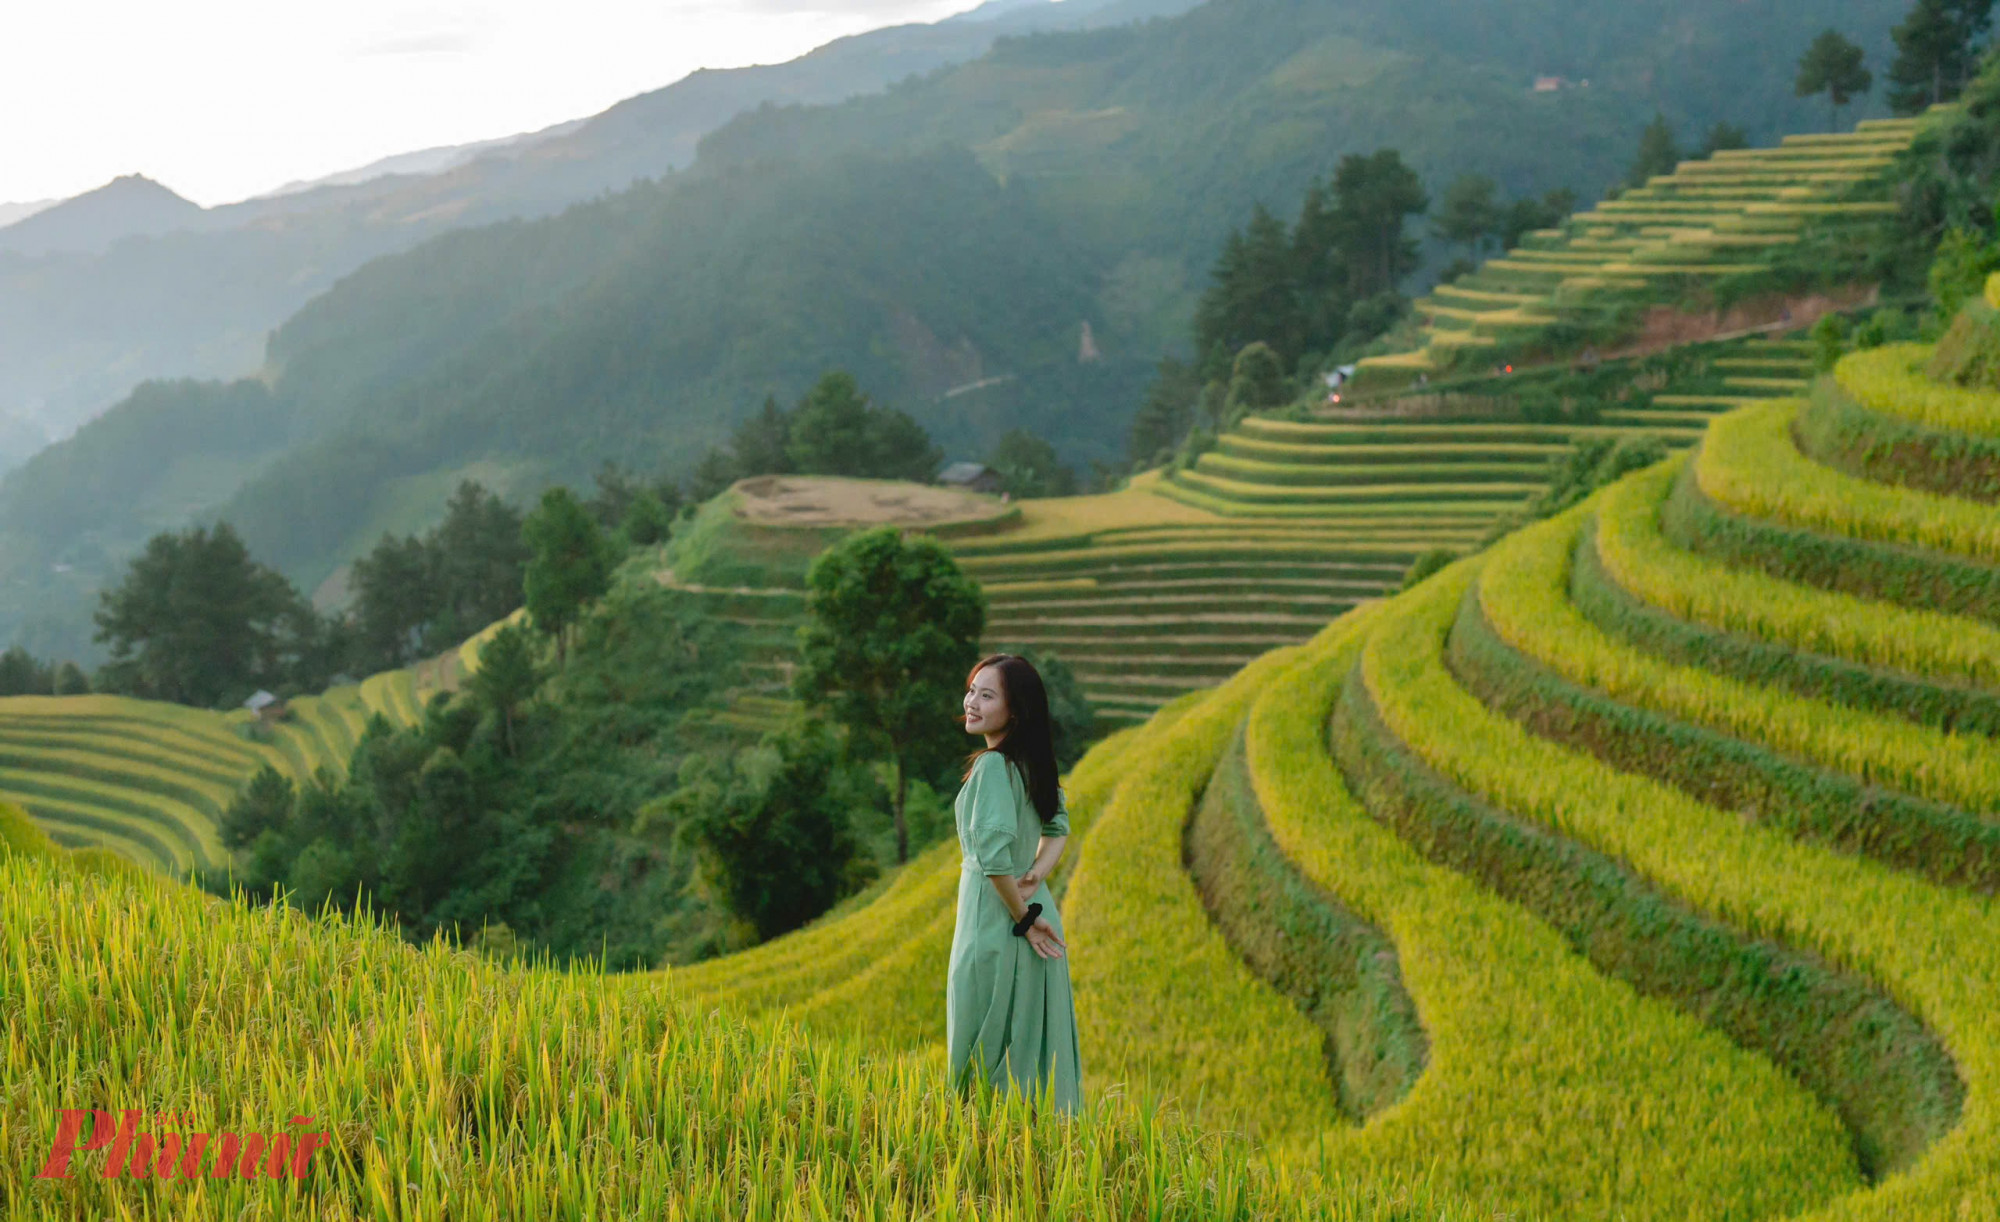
[0, 0, 1199, 481]
[0, 0, 1909, 662]
[250, 125, 588, 200]
[0, 174, 203, 258]
[0, 199, 57, 228]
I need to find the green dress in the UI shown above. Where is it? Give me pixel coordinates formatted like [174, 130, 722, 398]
[947, 750, 1084, 1114]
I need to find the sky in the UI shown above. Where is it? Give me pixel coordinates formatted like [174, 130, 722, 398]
[1, 0, 993, 208]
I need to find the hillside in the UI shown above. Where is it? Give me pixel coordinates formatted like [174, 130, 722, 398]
[8, 273, 1998, 1218]
[0, 174, 203, 258]
[661, 281, 2000, 1216]
[0, 0, 1909, 664]
[0, 628, 483, 880]
[0, 0, 1196, 479]
[1359, 117, 1920, 378]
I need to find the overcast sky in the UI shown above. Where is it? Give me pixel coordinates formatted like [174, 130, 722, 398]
[2, 0, 991, 208]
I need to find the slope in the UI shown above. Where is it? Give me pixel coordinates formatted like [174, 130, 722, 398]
[0, 0, 1911, 664]
[668, 287, 2000, 1218]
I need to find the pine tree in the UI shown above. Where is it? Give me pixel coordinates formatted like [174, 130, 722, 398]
[1331, 150, 1429, 299]
[731, 395, 795, 477]
[1626, 114, 1684, 188]
[1796, 29, 1873, 131]
[522, 487, 612, 666]
[1432, 174, 1503, 259]
[1889, 0, 1995, 113]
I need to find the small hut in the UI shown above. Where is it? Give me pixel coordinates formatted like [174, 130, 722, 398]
[937, 462, 1005, 495]
[243, 690, 287, 724]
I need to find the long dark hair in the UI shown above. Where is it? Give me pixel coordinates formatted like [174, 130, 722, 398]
[959, 653, 1063, 825]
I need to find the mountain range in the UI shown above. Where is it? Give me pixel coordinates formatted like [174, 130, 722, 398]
[0, 0, 1907, 663]
[0, 0, 1202, 479]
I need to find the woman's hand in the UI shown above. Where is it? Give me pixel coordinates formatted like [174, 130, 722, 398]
[1014, 871, 1041, 902]
[1024, 917, 1065, 960]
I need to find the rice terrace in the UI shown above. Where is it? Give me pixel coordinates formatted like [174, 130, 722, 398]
[5, 0, 2000, 1218]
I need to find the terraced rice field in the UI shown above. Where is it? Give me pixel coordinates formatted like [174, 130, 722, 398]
[1361, 114, 1928, 376]
[0, 653, 456, 880]
[665, 327, 2000, 1219]
[8, 325, 1996, 1219]
[955, 336, 1814, 725]
[649, 334, 1817, 732]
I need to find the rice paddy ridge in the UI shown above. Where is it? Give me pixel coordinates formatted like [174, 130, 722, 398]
[953, 335, 1814, 726]
[1161, 330, 1814, 517]
[0, 641, 467, 881]
[1357, 111, 1937, 378]
[1226, 332, 1996, 1212]
[677, 317, 2000, 1214]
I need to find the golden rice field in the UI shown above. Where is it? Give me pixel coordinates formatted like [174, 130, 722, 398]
[0, 649, 467, 885]
[10, 318, 2000, 1217]
[10, 162, 2000, 1214]
[658, 321, 2000, 1217]
[1360, 112, 1934, 377]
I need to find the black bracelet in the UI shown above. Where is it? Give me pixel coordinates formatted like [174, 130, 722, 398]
[1012, 902, 1043, 938]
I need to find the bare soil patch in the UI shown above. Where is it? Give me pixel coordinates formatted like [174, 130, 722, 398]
[732, 476, 1008, 528]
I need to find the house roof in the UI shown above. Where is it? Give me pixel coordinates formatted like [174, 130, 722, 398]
[937, 462, 993, 484]
[244, 690, 280, 712]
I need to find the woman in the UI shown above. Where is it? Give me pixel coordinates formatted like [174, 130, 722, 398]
[947, 653, 1084, 1116]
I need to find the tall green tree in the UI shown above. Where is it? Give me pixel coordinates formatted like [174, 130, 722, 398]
[1432, 173, 1504, 259]
[0, 646, 51, 696]
[1331, 150, 1430, 299]
[1499, 188, 1580, 251]
[51, 661, 89, 696]
[794, 527, 985, 863]
[1796, 30, 1874, 130]
[732, 396, 796, 478]
[468, 622, 541, 756]
[1128, 357, 1200, 468]
[522, 487, 613, 665]
[987, 429, 1076, 498]
[93, 522, 311, 708]
[1225, 342, 1290, 424]
[864, 407, 946, 483]
[787, 371, 878, 477]
[1193, 205, 1305, 366]
[663, 719, 871, 940]
[1698, 121, 1751, 156]
[1291, 180, 1354, 354]
[431, 481, 530, 645]
[785, 371, 942, 482]
[350, 532, 441, 670]
[1626, 113, 1685, 188]
[620, 490, 674, 548]
[1889, 0, 1995, 113]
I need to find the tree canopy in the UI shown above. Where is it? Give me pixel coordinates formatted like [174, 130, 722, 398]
[92, 522, 323, 708]
[1796, 29, 1874, 130]
[793, 527, 986, 863]
[523, 487, 614, 663]
[987, 429, 1077, 498]
[1626, 113, 1684, 188]
[1432, 173, 1504, 258]
[1889, 0, 1995, 113]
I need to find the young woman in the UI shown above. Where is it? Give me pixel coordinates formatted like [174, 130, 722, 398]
[946, 653, 1084, 1115]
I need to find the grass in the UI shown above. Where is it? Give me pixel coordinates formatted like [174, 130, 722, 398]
[2, 802, 1479, 1222]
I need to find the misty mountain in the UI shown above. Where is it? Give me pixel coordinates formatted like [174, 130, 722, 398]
[0, 199, 58, 228]
[0, 0, 1908, 662]
[0, 0, 1198, 479]
[251, 124, 588, 200]
[0, 175, 203, 258]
